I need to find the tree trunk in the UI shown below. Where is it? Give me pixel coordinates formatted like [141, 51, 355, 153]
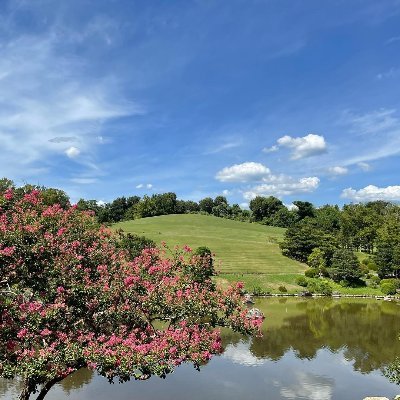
[35, 377, 64, 400]
[18, 378, 34, 400]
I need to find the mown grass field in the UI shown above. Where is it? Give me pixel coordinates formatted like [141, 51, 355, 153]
[114, 214, 307, 292]
[114, 214, 385, 295]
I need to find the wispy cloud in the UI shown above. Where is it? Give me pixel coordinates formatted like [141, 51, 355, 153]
[376, 67, 400, 80]
[0, 23, 139, 180]
[203, 139, 242, 155]
[357, 162, 371, 172]
[386, 36, 400, 45]
[327, 166, 348, 176]
[339, 108, 400, 166]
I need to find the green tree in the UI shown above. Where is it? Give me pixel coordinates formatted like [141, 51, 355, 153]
[293, 201, 315, 220]
[249, 196, 284, 222]
[375, 213, 400, 278]
[307, 248, 326, 276]
[328, 248, 362, 283]
[199, 197, 214, 214]
[40, 188, 70, 209]
[280, 216, 339, 265]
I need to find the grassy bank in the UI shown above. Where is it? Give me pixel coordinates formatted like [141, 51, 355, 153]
[114, 214, 386, 295]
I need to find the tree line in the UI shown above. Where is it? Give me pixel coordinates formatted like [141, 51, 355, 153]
[279, 200, 400, 286]
[2, 177, 399, 283]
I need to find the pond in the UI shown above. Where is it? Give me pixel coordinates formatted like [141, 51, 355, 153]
[2, 297, 400, 399]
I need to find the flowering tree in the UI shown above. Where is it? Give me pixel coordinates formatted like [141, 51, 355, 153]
[0, 189, 261, 400]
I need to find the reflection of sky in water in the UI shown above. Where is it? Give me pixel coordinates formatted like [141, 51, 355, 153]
[1, 344, 398, 400]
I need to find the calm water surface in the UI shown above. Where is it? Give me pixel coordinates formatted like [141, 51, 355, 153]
[2, 298, 400, 399]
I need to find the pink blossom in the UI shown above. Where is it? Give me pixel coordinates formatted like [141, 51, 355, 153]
[17, 328, 28, 339]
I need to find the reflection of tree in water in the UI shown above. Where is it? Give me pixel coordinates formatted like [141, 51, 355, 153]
[0, 377, 24, 398]
[223, 299, 400, 374]
[59, 368, 94, 395]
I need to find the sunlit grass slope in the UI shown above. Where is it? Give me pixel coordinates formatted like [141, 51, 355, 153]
[114, 214, 306, 277]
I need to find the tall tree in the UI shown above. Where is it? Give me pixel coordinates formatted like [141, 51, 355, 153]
[0, 188, 261, 400]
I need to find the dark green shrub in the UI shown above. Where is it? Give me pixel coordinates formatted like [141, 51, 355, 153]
[381, 282, 397, 295]
[252, 286, 264, 296]
[307, 279, 332, 295]
[278, 285, 287, 293]
[115, 230, 156, 259]
[370, 276, 381, 285]
[380, 278, 400, 289]
[296, 276, 308, 287]
[305, 268, 318, 278]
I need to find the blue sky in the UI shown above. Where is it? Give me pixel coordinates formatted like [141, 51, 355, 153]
[1, 0, 400, 207]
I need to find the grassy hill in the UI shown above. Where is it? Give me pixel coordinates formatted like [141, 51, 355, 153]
[114, 214, 307, 292]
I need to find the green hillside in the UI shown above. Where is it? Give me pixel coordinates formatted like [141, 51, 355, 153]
[114, 214, 307, 292]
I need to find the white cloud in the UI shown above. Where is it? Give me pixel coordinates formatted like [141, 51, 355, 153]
[216, 162, 271, 182]
[65, 146, 81, 159]
[346, 108, 398, 135]
[357, 162, 371, 171]
[243, 177, 320, 200]
[70, 177, 97, 184]
[278, 371, 333, 400]
[204, 139, 242, 155]
[222, 342, 265, 366]
[338, 108, 400, 167]
[136, 183, 153, 189]
[277, 134, 327, 159]
[328, 166, 348, 176]
[262, 145, 279, 153]
[341, 185, 400, 202]
[216, 162, 319, 199]
[0, 26, 138, 179]
[222, 189, 231, 196]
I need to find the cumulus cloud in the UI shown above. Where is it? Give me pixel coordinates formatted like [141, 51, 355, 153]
[146, 183, 153, 189]
[222, 342, 265, 366]
[277, 134, 327, 159]
[216, 162, 320, 199]
[243, 177, 320, 200]
[341, 185, 400, 202]
[65, 146, 81, 158]
[328, 166, 348, 176]
[215, 162, 271, 182]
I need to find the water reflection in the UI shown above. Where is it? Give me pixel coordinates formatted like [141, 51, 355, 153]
[1, 298, 399, 400]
